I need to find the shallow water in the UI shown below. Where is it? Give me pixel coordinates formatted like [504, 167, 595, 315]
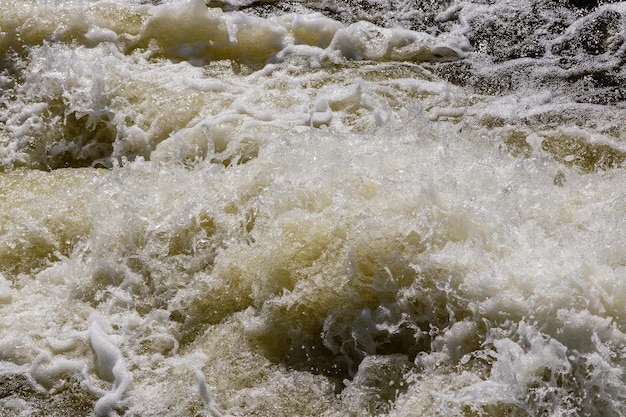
[1, 0, 626, 416]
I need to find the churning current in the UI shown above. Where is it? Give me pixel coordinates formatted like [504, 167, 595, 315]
[1, 0, 626, 415]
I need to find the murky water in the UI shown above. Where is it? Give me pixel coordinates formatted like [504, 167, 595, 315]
[1, 0, 626, 415]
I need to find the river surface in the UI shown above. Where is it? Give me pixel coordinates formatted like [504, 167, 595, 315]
[1, 0, 626, 415]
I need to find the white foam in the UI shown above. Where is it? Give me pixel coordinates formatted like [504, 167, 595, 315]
[89, 315, 132, 417]
[326, 21, 462, 62]
[195, 370, 223, 417]
[85, 28, 119, 46]
[30, 353, 86, 392]
[0, 273, 12, 304]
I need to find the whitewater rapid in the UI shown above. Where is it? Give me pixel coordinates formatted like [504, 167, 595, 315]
[1, 0, 626, 416]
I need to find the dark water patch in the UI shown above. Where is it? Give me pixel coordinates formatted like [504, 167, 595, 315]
[467, 6, 557, 62]
[0, 372, 99, 417]
[568, 71, 626, 105]
[541, 131, 626, 171]
[502, 128, 626, 172]
[206, 0, 456, 35]
[211, 137, 261, 168]
[44, 113, 116, 170]
[341, 354, 414, 415]
[552, 9, 623, 56]
[567, 0, 626, 10]
[429, 1, 626, 106]
[248, 246, 480, 385]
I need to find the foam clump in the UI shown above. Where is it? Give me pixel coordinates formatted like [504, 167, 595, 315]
[133, 0, 463, 66]
[89, 315, 132, 417]
[195, 370, 223, 417]
[137, 0, 287, 66]
[328, 21, 462, 62]
[0, 273, 12, 304]
[30, 355, 86, 392]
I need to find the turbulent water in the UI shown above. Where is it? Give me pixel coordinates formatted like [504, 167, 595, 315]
[1, 0, 626, 415]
